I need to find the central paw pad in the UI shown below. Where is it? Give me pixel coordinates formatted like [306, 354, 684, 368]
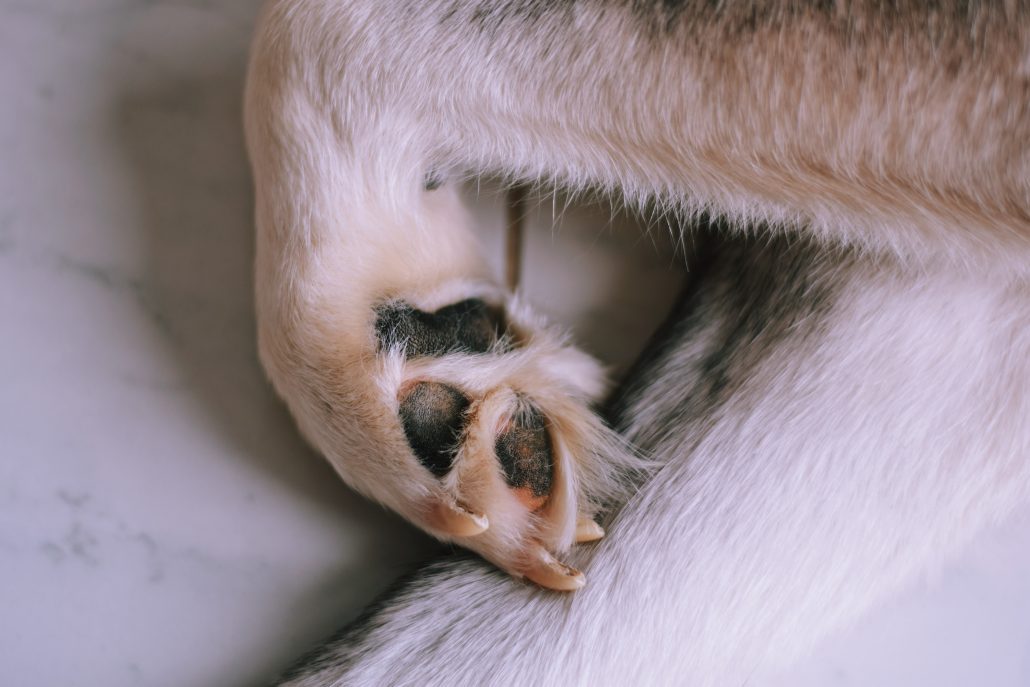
[375, 298, 507, 358]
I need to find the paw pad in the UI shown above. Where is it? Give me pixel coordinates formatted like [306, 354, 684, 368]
[375, 298, 506, 358]
[380, 299, 554, 506]
[496, 403, 554, 509]
[398, 381, 470, 477]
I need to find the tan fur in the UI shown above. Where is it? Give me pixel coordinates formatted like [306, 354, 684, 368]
[243, 0, 1030, 641]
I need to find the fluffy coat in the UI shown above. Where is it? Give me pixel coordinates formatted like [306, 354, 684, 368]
[242, 1, 1030, 684]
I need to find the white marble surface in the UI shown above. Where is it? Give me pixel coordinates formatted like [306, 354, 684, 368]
[0, 2, 1027, 686]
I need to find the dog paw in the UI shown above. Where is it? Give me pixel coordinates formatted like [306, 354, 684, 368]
[371, 285, 634, 590]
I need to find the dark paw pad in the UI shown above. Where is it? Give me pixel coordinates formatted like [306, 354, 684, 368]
[495, 403, 553, 500]
[399, 381, 471, 477]
[375, 299, 505, 358]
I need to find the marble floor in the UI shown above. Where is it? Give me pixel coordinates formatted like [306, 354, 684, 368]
[1, 2, 1027, 686]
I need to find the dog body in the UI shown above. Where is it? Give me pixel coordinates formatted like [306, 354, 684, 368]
[243, 1, 1030, 684]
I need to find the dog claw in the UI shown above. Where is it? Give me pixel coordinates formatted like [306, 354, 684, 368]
[574, 517, 605, 543]
[523, 546, 586, 591]
[427, 498, 489, 538]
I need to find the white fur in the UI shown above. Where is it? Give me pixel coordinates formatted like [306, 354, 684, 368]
[279, 245, 1030, 686]
[242, 0, 1030, 684]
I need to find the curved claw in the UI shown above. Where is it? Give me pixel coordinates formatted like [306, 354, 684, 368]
[574, 517, 605, 543]
[523, 546, 586, 592]
[427, 498, 489, 538]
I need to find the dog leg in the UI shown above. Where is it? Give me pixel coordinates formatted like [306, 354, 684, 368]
[248, 1, 1030, 274]
[275, 234, 1030, 686]
[243, 0, 1029, 593]
[244, 39, 643, 585]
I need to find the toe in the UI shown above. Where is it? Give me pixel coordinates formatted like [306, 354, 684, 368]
[574, 517, 605, 543]
[426, 497, 489, 538]
[495, 402, 554, 507]
[522, 544, 586, 592]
